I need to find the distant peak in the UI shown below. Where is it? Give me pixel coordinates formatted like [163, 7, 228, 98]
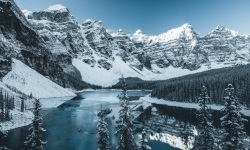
[111, 29, 127, 37]
[209, 24, 239, 36]
[181, 23, 192, 28]
[22, 9, 32, 18]
[215, 24, 225, 30]
[84, 19, 94, 24]
[45, 4, 68, 13]
[149, 23, 198, 43]
[134, 29, 143, 35]
[117, 29, 125, 34]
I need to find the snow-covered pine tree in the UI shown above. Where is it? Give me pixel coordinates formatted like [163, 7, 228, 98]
[25, 99, 46, 150]
[115, 78, 135, 150]
[139, 129, 151, 150]
[181, 123, 190, 149]
[193, 86, 215, 150]
[220, 84, 246, 150]
[97, 104, 109, 150]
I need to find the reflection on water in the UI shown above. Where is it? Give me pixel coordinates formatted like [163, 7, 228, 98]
[1, 85, 249, 150]
[2, 90, 175, 150]
[0, 90, 210, 150]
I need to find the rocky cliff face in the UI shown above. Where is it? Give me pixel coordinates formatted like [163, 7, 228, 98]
[141, 24, 201, 70]
[131, 23, 250, 71]
[200, 25, 250, 65]
[0, 1, 94, 89]
[1, 1, 250, 87]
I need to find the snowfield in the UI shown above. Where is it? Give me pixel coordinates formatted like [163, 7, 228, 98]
[0, 109, 34, 131]
[73, 55, 231, 87]
[2, 59, 76, 99]
[149, 132, 195, 150]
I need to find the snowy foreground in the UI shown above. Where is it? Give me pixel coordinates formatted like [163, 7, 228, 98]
[1, 59, 77, 132]
[0, 96, 75, 132]
[140, 95, 250, 117]
[0, 109, 34, 131]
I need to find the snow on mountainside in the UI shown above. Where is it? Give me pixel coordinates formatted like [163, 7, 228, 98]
[1, 1, 250, 88]
[73, 56, 218, 87]
[149, 23, 198, 43]
[130, 29, 149, 43]
[45, 4, 68, 13]
[2, 59, 76, 99]
[24, 2, 250, 86]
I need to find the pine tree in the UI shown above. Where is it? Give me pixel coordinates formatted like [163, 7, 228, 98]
[0, 89, 4, 122]
[0, 121, 10, 150]
[139, 129, 151, 150]
[181, 123, 190, 149]
[4, 93, 10, 121]
[25, 99, 46, 150]
[8, 96, 14, 110]
[115, 78, 135, 150]
[220, 84, 246, 150]
[20, 98, 25, 112]
[193, 86, 215, 150]
[96, 104, 110, 150]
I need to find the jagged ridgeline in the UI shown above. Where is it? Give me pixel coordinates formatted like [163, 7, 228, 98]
[0, 0, 97, 90]
[1, 0, 250, 89]
[151, 64, 250, 107]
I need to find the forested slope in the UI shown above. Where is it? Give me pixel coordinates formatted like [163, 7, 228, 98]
[151, 64, 250, 107]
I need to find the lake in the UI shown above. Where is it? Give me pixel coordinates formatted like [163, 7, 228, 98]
[0, 90, 180, 150]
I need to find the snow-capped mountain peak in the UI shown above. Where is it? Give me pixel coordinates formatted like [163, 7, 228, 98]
[134, 29, 143, 35]
[131, 29, 149, 43]
[208, 24, 239, 37]
[149, 23, 198, 43]
[45, 4, 68, 13]
[215, 24, 225, 30]
[2, 0, 250, 89]
[181, 23, 192, 28]
[21, 9, 32, 18]
[112, 29, 127, 37]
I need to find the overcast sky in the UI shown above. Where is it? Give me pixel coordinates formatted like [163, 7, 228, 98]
[15, 0, 250, 36]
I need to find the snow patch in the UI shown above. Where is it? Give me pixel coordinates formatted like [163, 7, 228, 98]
[21, 9, 32, 18]
[149, 23, 197, 43]
[72, 56, 146, 87]
[149, 132, 195, 150]
[2, 59, 76, 99]
[45, 4, 68, 13]
[131, 29, 149, 43]
[73, 55, 229, 87]
[0, 109, 34, 132]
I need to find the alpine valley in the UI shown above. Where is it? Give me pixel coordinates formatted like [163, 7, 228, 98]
[1, 0, 250, 94]
[1, 1, 250, 150]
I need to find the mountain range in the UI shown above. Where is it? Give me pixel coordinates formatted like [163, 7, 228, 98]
[1, 0, 250, 93]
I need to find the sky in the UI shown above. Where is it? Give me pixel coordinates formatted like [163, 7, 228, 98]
[15, 0, 250, 36]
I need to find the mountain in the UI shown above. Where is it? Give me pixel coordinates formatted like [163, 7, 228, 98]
[143, 23, 201, 70]
[0, 1, 100, 92]
[1, 1, 250, 89]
